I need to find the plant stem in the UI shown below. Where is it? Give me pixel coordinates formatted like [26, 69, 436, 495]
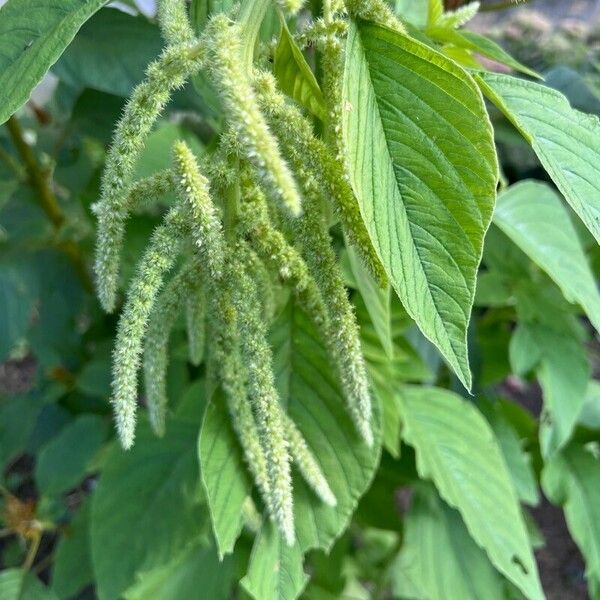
[5, 115, 64, 229]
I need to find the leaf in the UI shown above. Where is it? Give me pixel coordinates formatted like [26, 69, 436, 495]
[90, 418, 204, 600]
[52, 8, 162, 98]
[35, 415, 109, 497]
[479, 400, 539, 506]
[51, 500, 94, 599]
[438, 30, 540, 79]
[0, 0, 106, 124]
[123, 539, 233, 600]
[272, 301, 382, 553]
[510, 323, 589, 457]
[542, 444, 600, 598]
[544, 65, 600, 115]
[0, 569, 58, 600]
[392, 484, 505, 600]
[343, 20, 498, 390]
[199, 389, 252, 559]
[347, 245, 393, 359]
[274, 19, 326, 120]
[494, 181, 600, 333]
[241, 524, 309, 600]
[477, 72, 600, 245]
[399, 386, 544, 600]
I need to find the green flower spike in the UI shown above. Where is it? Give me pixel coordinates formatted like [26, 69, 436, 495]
[144, 261, 197, 436]
[255, 72, 387, 286]
[344, 0, 406, 31]
[111, 208, 187, 449]
[205, 15, 303, 218]
[275, 0, 305, 15]
[95, 42, 204, 313]
[172, 140, 225, 279]
[282, 412, 337, 506]
[158, 0, 196, 45]
[292, 172, 374, 446]
[232, 248, 295, 546]
[186, 282, 206, 367]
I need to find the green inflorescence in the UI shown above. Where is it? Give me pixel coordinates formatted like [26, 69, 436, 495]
[93, 0, 397, 544]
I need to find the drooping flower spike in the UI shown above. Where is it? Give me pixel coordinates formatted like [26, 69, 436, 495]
[157, 0, 196, 46]
[95, 42, 204, 312]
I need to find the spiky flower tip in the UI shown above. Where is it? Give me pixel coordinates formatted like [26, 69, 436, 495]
[282, 412, 337, 506]
[111, 208, 186, 449]
[254, 71, 387, 287]
[231, 248, 295, 545]
[95, 42, 204, 313]
[274, 0, 305, 16]
[292, 171, 373, 446]
[205, 14, 302, 218]
[344, 0, 406, 32]
[144, 262, 197, 437]
[158, 0, 195, 45]
[186, 282, 206, 367]
[172, 140, 225, 279]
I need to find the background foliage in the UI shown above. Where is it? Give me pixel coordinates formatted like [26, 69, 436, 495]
[1, 0, 599, 599]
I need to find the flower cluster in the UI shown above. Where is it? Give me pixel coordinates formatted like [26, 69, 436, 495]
[94, 0, 395, 545]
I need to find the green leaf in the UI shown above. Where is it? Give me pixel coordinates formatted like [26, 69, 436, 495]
[0, 569, 58, 600]
[399, 386, 544, 600]
[343, 20, 498, 390]
[51, 500, 94, 599]
[510, 323, 589, 457]
[392, 484, 505, 600]
[544, 65, 600, 115]
[439, 30, 540, 79]
[35, 415, 108, 497]
[0, 0, 106, 124]
[494, 181, 600, 333]
[90, 418, 204, 600]
[52, 8, 162, 98]
[274, 19, 325, 120]
[123, 539, 233, 600]
[272, 301, 382, 553]
[542, 444, 600, 598]
[199, 389, 252, 559]
[241, 524, 309, 600]
[479, 400, 539, 506]
[477, 72, 600, 245]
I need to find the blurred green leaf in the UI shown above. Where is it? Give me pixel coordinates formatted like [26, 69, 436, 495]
[35, 414, 109, 496]
[53, 8, 162, 98]
[90, 418, 204, 600]
[0, 569, 58, 600]
[51, 499, 94, 599]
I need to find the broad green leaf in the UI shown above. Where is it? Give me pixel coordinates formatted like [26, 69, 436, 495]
[199, 389, 252, 559]
[274, 19, 326, 120]
[510, 323, 589, 457]
[0, 0, 106, 124]
[393, 484, 505, 600]
[395, 0, 427, 27]
[272, 301, 382, 552]
[477, 72, 600, 245]
[123, 539, 233, 600]
[542, 444, 600, 598]
[52, 8, 162, 98]
[241, 524, 309, 600]
[0, 570, 57, 600]
[90, 418, 204, 600]
[399, 386, 544, 600]
[51, 500, 93, 599]
[479, 400, 539, 506]
[494, 181, 600, 333]
[427, 0, 444, 25]
[347, 245, 393, 359]
[35, 415, 109, 497]
[578, 380, 600, 430]
[343, 21, 498, 390]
